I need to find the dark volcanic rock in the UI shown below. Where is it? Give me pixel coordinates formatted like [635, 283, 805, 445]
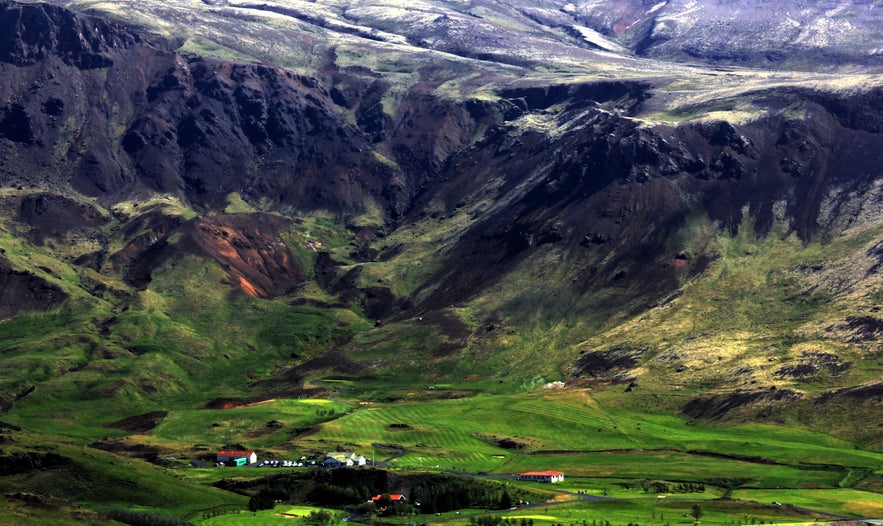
[397, 81, 883, 318]
[0, 2, 140, 68]
[816, 382, 883, 404]
[17, 193, 106, 244]
[773, 352, 852, 380]
[0, 2, 400, 215]
[681, 388, 803, 421]
[0, 452, 71, 476]
[0, 255, 66, 319]
[119, 59, 393, 211]
[836, 316, 883, 343]
[572, 346, 643, 379]
[89, 439, 162, 462]
[0, 103, 36, 144]
[104, 411, 169, 434]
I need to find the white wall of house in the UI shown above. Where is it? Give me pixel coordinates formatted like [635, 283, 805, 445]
[217, 451, 258, 464]
[519, 472, 564, 483]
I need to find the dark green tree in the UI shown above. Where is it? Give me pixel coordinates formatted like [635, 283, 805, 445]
[306, 510, 336, 526]
[249, 491, 276, 513]
[499, 490, 513, 509]
[691, 504, 703, 523]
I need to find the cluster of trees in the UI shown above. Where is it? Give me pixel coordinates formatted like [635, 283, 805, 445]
[471, 515, 507, 526]
[249, 487, 286, 512]
[198, 508, 241, 521]
[217, 468, 393, 509]
[412, 477, 527, 514]
[472, 516, 535, 526]
[230, 468, 543, 516]
[102, 507, 190, 526]
[305, 510, 337, 525]
[642, 481, 705, 494]
[306, 468, 391, 505]
[615, 481, 705, 494]
[375, 498, 418, 517]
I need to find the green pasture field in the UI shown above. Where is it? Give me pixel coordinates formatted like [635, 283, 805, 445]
[501, 453, 843, 490]
[534, 477, 720, 499]
[196, 505, 346, 525]
[302, 390, 880, 475]
[409, 499, 822, 526]
[151, 398, 353, 451]
[176, 467, 274, 486]
[731, 488, 883, 518]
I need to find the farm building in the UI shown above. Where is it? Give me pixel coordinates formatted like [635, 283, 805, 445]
[322, 452, 367, 467]
[370, 494, 406, 502]
[217, 450, 257, 465]
[518, 470, 564, 483]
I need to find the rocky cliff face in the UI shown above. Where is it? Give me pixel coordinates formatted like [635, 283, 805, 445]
[0, 2, 403, 213]
[0, 1, 141, 68]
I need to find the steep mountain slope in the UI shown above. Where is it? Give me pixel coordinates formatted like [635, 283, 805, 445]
[0, 0, 882, 520]
[0, 0, 881, 424]
[0, 2, 399, 212]
[563, 0, 883, 68]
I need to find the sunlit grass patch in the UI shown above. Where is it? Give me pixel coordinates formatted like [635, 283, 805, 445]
[731, 488, 883, 518]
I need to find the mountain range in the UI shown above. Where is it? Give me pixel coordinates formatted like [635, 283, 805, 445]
[0, 0, 882, 522]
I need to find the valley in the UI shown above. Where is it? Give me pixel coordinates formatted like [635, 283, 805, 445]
[0, 0, 882, 523]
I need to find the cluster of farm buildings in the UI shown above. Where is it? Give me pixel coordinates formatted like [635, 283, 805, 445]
[215, 449, 367, 468]
[214, 450, 564, 482]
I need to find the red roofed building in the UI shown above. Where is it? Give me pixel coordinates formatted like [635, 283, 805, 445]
[217, 450, 257, 465]
[518, 470, 564, 483]
[370, 494, 407, 502]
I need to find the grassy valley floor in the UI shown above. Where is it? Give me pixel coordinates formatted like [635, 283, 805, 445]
[4, 388, 877, 524]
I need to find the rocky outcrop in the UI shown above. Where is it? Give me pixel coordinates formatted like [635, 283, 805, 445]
[681, 388, 804, 421]
[16, 193, 106, 245]
[188, 214, 306, 298]
[0, 2, 140, 68]
[0, 255, 66, 319]
[0, 452, 71, 476]
[108, 211, 307, 298]
[104, 411, 168, 433]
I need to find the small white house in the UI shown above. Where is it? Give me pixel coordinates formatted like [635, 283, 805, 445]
[322, 452, 367, 467]
[217, 450, 257, 465]
[518, 470, 564, 483]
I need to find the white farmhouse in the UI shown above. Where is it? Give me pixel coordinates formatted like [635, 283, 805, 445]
[518, 470, 564, 483]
